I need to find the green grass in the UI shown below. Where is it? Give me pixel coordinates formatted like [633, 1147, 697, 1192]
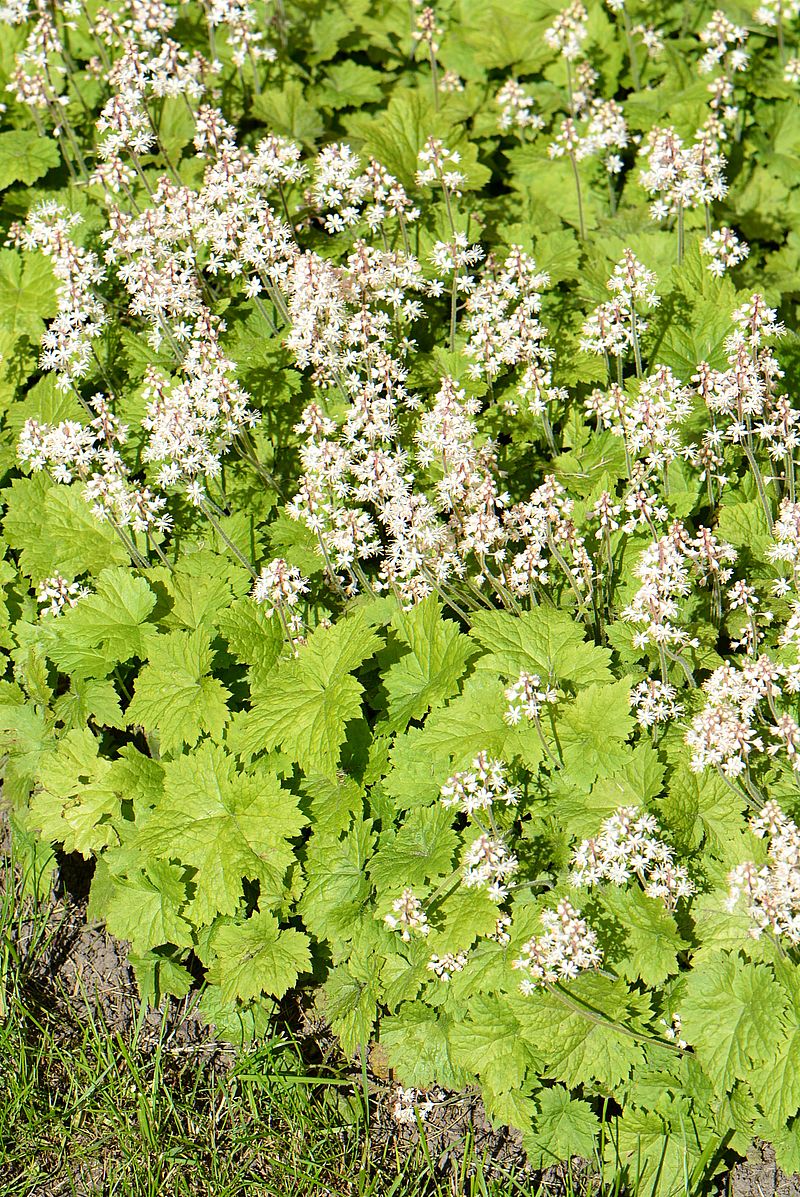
[0, 853, 573, 1197]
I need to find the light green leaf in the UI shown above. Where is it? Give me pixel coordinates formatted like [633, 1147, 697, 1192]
[130, 952, 194, 1008]
[382, 596, 474, 731]
[99, 860, 194, 954]
[299, 818, 375, 948]
[252, 80, 324, 144]
[0, 250, 57, 337]
[749, 961, 800, 1125]
[324, 956, 381, 1055]
[681, 954, 789, 1095]
[233, 611, 380, 776]
[160, 549, 248, 632]
[29, 729, 119, 857]
[126, 628, 230, 754]
[518, 975, 648, 1089]
[314, 62, 384, 109]
[349, 88, 489, 190]
[369, 805, 457, 894]
[53, 677, 125, 730]
[551, 743, 665, 837]
[3, 474, 127, 581]
[470, 608, 612, 687]
[604, 1106, 705, 1196]
[558, 680, 634, 787]
[197, 984, 271, 1046]
[137, 742, 306, 924]
[217, 595, 283, 689]
[526, 1085, 600, 1165]
[51, 566, 156, 670]
[381, 1006, 471, 1089]
[449, 997, 532, 1094]
[0, 131, 60, 188]
[600, 886, 687, 987]
[206, 911, 311, 1003]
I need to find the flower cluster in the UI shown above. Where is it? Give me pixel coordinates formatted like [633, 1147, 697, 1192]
[639, 126, 728, 220]
[513, 900, 602, 991]
[727, 802, 800, 943]
[571, 807, 694, 907]
[701, 226, 749, 276]
[384, 889, 430, 941]
[440, 753, 519, 814]
[36, 572, 90, 617]
[252, 559, 309, 636]
[495, 79, 544, 134]
[630, 679, 683, 728]
[18, 395, 170, 536]
[427, 951, 469, 981]
[503, 672, 558, 725]
[462, 834, 519, 901]
[544, 1, 588, 60]
[391, 1085, 442, 1127]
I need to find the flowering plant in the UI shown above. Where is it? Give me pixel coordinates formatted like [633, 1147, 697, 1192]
[4, 0, 800, 1188]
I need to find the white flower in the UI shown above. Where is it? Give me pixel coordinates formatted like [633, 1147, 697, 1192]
[513, 900, 602, 988]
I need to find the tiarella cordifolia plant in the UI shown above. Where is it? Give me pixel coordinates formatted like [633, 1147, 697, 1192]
[5, 0, 800, 1189]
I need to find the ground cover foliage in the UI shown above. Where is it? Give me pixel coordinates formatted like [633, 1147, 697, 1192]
[4, 0, 800, 1189]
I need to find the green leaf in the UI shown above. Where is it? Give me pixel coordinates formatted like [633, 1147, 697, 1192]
[0, 700, 50, 801]
[449, 997, 532, 1094]
[435, 886, 503, 951]
[0, 250, 57, 337]
[681, 954, 789, 1095]
[98, 859, 194, 954]
[406, 675, 510, 769]
[197, 984, 271, 1046]
[324, 955, 380, 1055]
[0, 131, 60, 188]
[600, 886, 687, 987]
[518, 975, 648, 1089]
[161, 550, 246, 632]
[53, 677, 125, 730]
[3, 474, 127, 581]
[525, 1085, 600, 1166]
[130, 952, 194, 1008]
[107, 744, 164, 817]
[137, 742, 306, 924]
[457, 0, 555, 72]
[206, 911, 311, 1003]
[551, 743, 665, 837]
[217, 595, 283, 689]
[369, 805, 457, 894]
[51, 566, 156, 671]
[29, 729, 119, 857]
[382, 596, 474, 731]
[381, 1005, 471, 1089]
[716, 499, 772, 566]
[126, 629, 230, 755]
[660, 763, 746, 858]
[558, 680, 634, 787]
[470, 608, 612, 687]
[314, 62, 385, 109]
[749, 962, 800, 1125]
[348, 88, 489, 190]
[604, 1106, 705, 1196]
[299, 818, 375, 949]
[233, 612, 380, 776]
[764, 1118, 800, 1179]
[252, 80, 324, 144]
[156, 96, 196, 159]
